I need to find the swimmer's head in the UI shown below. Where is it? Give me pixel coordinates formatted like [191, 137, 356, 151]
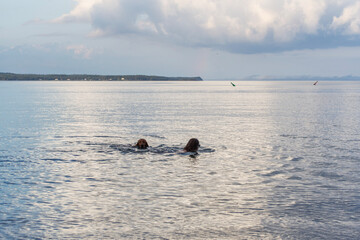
[136, 139, 149, 149]
[184, 138, 200, 152]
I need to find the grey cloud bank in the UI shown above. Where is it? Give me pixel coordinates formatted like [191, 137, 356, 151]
[3, 0, 360, 79]
[55, 0, 360, 53]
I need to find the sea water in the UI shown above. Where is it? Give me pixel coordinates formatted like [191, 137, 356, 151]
[0, 81, 359, 239]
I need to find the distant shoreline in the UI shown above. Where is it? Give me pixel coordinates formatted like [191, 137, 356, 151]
[206, 79, 360, 81]
[0, 73, 203, 81]
[241, 75, 360, 81]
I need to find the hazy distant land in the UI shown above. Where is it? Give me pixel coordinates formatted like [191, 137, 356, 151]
[3, 72, 360, 81]
[0, 73, 203, 81]
[245, 75, 360, 81]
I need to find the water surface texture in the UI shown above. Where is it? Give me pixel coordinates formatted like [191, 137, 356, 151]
[1, 81, 359, 239]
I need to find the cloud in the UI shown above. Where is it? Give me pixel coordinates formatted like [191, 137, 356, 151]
[332, 1, 360, 34]
[54, 0, 360, 53]
[0, 44, 103, 74]
[23, 18, 48, 25]
[54, 0, 103, 23]
[66, 44, 93, 59]
[1, 43, 95, 60]
[33, 33, 71, 38]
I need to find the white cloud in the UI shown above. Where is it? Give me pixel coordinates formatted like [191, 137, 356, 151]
[66, 44, 93, 59]
[54, 0, 103, 23]
[332, 1, 360, 34]
[54, 0, 360, 53]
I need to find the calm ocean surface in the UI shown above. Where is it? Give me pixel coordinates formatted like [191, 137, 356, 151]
[0, 81, 359, 239]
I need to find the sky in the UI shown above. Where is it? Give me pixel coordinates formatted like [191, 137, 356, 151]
[1, 0, 360, 79]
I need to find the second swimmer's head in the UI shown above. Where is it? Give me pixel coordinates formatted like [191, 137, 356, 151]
[136, 139, 149, 149]
[184, 138, 200, 152]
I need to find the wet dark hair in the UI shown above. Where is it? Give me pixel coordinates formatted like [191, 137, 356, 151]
[136, 139, 149, 149]
[184, 138, 200, 152]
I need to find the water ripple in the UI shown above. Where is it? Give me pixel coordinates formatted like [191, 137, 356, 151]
[1, 81, 359, 239]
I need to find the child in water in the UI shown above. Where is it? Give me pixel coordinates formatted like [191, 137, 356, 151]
[134, 138, 200, 154]
[135, 139, 149, 149]
[183, 138, 200, 154]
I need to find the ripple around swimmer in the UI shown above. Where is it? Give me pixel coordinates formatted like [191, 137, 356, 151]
[109, 144, 215, 155]
[262, 170, 286, 177]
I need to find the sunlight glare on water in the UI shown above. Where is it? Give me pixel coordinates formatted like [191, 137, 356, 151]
[0, 81, 359, 239]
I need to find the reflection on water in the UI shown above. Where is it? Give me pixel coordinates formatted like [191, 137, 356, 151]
[0, 81, 360, 239]
[109, 143, 215, 156]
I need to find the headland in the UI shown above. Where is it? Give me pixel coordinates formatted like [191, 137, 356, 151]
[0, 73, 203, 81]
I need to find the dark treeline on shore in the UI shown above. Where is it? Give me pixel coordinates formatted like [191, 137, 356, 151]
[0, 73, 203, 81]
